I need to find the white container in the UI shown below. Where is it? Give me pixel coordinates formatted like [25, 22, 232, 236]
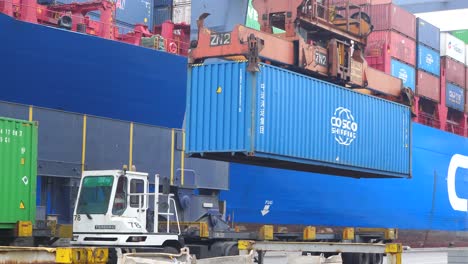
[172, 0, 190, 24]
[440, 32, 466, 63]
[466, 44, 468, 65]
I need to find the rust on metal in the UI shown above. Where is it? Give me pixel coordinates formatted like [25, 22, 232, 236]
[251, 0, 372, 43]
[364, 66, 403, 97]
[189, 14, 294, 71]
[416, 70, 440, 103]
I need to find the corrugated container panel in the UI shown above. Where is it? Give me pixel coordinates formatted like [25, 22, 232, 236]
[367, 4, 416, 39]
[365, 30, 416, 67]
[416, 18, 440, 51]
[446, 83, 465, 112]
[0, 117, 37, 228]
[172, 0, 190, 24]
[0, 14, 187, 129]
[154, 0, 173, 7]
[186, 61, 412, 179]
[440, 32, 466, 64]
[441, 56, 465, 88]
[390, 59, 416, 91]
[417, 44, 440, 76]
[153, 6, 172, 26]
[416, 70, 440, 102]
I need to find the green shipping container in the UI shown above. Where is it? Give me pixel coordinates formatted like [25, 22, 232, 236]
[0, 117, 37, 229]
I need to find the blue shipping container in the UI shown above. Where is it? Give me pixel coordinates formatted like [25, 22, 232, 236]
[154, 0, 173, 7]
[417, 44, 440, 77]
[57, 0, 153, 27]
[416, 17, 440, 51]
[186, 61, 412, 179]
[446, 83, 465, 111]
[154, 6, 172, 26]
[391, 59, 416, 91]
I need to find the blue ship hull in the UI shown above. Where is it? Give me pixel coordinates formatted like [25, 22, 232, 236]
[222, 123, 468, 231]
[0, 13, 187, 129]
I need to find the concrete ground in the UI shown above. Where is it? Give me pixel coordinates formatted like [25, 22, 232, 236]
[260, 247, 468, 264]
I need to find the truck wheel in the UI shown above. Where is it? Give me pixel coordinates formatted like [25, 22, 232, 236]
[342, 253, 370, 264]
[370, 253, 383, 264]
[163, 246, 179, 254]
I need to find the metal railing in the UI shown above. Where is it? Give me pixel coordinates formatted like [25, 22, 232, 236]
[416, 111, 468, 137]
[298, 0, 367, 36]
[416, 112, 440, 129]
[446, 120, 465, 137]
[127, 174, 181, 235]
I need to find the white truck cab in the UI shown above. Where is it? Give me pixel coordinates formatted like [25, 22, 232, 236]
[71, 169, 181, 250]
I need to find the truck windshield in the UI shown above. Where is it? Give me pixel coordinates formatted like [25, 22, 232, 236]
[76, 176, 114, 214]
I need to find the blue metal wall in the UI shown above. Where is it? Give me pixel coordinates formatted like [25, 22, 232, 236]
[0, 13, 186, 129]
[186, 62, 412, 179]
[417, 44, 441, 76]
[0, 100, 229, 223]
[221, 123, 468, 231]
[391, 59, 416, 91]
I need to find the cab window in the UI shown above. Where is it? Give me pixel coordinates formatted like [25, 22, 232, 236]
[130, 179, 145, 208]
[112, 176, 127, 215]
[76, 176, 113, 214]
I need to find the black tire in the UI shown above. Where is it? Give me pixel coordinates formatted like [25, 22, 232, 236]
[342, 253, 370, 264]
[163, 246, 180, 254]
[370, 253, 384, 264]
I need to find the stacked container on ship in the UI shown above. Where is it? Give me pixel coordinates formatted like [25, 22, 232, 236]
[364, 2, 416, 92]
[440, 32, 466, 134]
[414, 18, 441, 125]
[452, 30, 468, 123]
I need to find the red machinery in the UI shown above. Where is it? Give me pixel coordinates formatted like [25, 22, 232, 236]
[189, 0, 414, 109]
[0, 0, 190, 56]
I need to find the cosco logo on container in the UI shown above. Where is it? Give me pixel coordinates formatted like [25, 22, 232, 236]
[331, 107, 358, 146]
[449, 90, 462, 104]
[398, 69, 408, 83]
[425, 54, 434, 65]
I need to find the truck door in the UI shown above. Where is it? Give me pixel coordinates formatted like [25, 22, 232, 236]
[128, 176, 148, 230]
[111, 175, 148, 232]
